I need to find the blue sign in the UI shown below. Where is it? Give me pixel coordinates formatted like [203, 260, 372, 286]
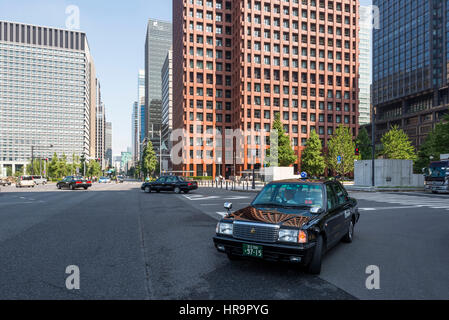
[337, 156, 342, 164]
[301, 172, 308, 179]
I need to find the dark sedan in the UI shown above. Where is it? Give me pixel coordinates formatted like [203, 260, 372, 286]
[141, 176, 198, 194]
[57, 176, 92, 190]
[213, 179, 360, 275]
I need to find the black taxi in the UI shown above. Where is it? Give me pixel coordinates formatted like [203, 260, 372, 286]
[213, 179, 360, 274]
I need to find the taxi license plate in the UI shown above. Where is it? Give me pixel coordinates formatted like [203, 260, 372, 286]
[243, 244, 263, 258]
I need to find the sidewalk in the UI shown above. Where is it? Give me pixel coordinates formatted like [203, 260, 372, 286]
[345, 185, 425, 192]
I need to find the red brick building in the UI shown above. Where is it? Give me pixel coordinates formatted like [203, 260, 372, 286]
[173, 0, 360, 178]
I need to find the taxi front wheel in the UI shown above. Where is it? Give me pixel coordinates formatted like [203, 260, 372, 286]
[307, 235, 323, 275]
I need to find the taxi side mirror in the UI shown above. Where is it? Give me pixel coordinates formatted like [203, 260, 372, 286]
[224, 203, 233, 211]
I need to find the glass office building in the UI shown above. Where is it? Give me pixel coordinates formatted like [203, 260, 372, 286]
[144, 19, 172, 154]
[373, 0, 449, 146]
[359, 6, 372, 126]
[0, 21, 97, 175]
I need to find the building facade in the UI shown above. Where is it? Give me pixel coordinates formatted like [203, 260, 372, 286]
[132, 101, 140, 166]
[96, 80, 106, 169]
[173, 0, 360, 178]
[144, 19, 172, 156]
[105, 121, 112, 168]
[373, 0, 449, 147]
[161, 49, 173, 172]
[358, 5, 372, 126]
[0, 21, 98, 175]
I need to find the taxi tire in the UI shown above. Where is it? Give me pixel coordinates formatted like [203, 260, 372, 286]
[145, 186, 151, 193]
[175, 187, 181, 194]
[342, 220, 355, 243]
[307, 235, 323, 275]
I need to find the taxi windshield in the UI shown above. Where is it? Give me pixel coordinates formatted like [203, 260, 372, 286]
[429, 163, 449, 178]
[253, 183, 324, 209]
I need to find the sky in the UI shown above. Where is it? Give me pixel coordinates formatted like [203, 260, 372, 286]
[0, 0, 371, 156]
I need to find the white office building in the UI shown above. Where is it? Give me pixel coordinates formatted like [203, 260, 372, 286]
[0, 21, 97, 176]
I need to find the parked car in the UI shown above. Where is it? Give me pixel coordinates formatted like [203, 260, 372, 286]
[16, 176, 35, 188]
[32, 175, 48, 185]
[99, 176, 111, 184]
[0, 178, 12, 186]
[141, 176, 198, 194]
[213, 179, 360, 275]
[117, 176, 125, 183]
[57, 176, 92, 190]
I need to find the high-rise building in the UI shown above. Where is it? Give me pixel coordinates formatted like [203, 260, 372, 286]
[358, 5, 372, 126]
[96, 80, 106, 169]
[144, 19, 172, 156]
[132, 101, 140, 166]
[173, 0, 360, 178]
[105, 122, 112, 168]
[0, 21, 99, 174]
[138, 69, 146, 146]
[373, 0, 449, 147]
[161, 49, 173, 172]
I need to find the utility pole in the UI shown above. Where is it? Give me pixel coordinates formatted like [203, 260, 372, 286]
[371, 105, 376, 187]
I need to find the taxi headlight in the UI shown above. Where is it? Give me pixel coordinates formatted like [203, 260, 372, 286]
[216, 222, 233, 236]
[278, 229, 308, 244]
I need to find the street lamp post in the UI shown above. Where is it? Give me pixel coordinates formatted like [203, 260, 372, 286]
[31, 144, 53, 176]
[252, 150, 256, 190]
[371, 105, 376, 187]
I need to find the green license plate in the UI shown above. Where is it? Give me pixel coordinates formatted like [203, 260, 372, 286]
[243, 244, 263, 258]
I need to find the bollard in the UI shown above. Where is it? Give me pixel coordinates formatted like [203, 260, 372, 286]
[226, 181, 228, 190]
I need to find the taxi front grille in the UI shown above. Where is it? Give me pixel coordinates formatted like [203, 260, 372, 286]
[233, 222, 279, 243]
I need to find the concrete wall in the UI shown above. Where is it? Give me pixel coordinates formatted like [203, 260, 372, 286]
[264, 167, 300, 182]
[355, 160, 424, 187]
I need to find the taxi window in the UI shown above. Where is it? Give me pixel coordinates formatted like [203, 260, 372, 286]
[326, 184, 338, 210]
[333, 183, 348, 206]
[157, 177, 166, 183]
[253, 184, 324, 208]
[166, 176, 176, 183]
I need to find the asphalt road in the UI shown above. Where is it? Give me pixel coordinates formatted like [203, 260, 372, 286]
[0, 183, 448, 300]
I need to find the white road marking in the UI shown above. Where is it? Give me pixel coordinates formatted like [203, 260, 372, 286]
[216, 212, 227, 217]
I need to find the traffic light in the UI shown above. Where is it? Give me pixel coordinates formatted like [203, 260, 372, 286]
[355, 145, 360, 156]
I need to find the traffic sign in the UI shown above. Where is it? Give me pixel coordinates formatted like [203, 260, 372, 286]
[301, 172, 308, 179]
[337, 156, 342, 164]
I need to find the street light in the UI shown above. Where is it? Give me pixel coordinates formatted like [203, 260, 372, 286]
[31, 144, 53, 175]
[252, 149, 257, 190]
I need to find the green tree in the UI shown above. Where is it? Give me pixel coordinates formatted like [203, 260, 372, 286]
[142, 141, 158, 178]
[381, 125, 417, 160]
[414, 112, 449, 171]
[48, 153, 59, 179]
[356, 127, 372, 160]
[87, 160, 102, 178]
[266, 114, 297, 167]
[301, 130, 326, 178]
[327, 125, 357, 177]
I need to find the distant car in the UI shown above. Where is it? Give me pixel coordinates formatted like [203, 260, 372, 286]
[141, 176, 198, 194]
[99, 177, 111, 183]
[16, 176, 35, 188]
[32, 175, 47, 185]
[57, 176, 92, 190]
[213, 179, 360, 275]
[117, 176, 125, 183]
[0, 179, 12, 186]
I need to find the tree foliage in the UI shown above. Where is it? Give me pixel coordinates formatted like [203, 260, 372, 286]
[301, 130, 326, 177]
[356, 127, 372, 160]
[415, 112, 449, 171]
[87, 160, 102, 178]
[380, 125, 417, 160]
[266, 114, 297, 167]
[142, 141, 158, 178]
[327, 125, 357, 176]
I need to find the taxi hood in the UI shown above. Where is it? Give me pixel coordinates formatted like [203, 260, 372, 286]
[228, 206, 315, 228]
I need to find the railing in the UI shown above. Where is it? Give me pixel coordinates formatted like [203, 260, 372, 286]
[195, 179, 266, 191]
